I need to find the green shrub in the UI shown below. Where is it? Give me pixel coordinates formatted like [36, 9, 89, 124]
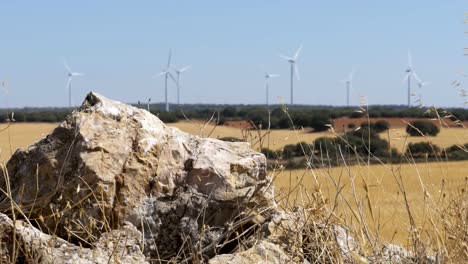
[261, 148, 277, 159]
[282, 144, 298, 159]
[406, 142, 440, 158]
[157, 112, 178, 123]
[374, 120, 390, 133]
[406, 121, 440, 137]
[360, 120, 390, 134]
[442, 144, 468, 160]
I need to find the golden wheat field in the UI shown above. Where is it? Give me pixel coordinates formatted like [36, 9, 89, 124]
[273, 161, 467, 246]
[0, 122, 466, 247]
[382, 127, 468, 152]
[171, 121, 468, 152]
[2, 122, 465, 160]
[0, 122, 58, 161]
[170, 120, 333, 151]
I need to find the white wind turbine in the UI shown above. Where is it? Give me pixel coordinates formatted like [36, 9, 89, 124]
[403, 51, 422, 107]
[173, 65, 191, 106]
[64, 60, 84, 108]
[280, 44, 302, 105]
[341, 68, 355, 107]
[154, 50, 176, 112]
[264, 73, 279, 107]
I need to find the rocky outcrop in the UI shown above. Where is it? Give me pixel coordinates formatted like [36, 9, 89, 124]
[0, 92, 299, 263]
[0, 213, 147, 263]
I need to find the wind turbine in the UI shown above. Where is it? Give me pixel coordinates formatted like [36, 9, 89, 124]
[341, 69, 355, 107]
[154, 50, 176, 112]
[64, 60, 84, 108]
[402, 51, 423, 107]
[173, 65, 191, 106]
[264, 73, 279, 107]
[280, 44, 302, 105]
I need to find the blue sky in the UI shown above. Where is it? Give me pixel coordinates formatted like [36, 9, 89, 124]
[0, 1, 466, 107]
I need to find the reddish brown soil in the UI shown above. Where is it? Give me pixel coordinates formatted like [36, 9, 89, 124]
[224, 120, 254, 130]
[332, 117, 467, 133]
[223, 117, 467, 132]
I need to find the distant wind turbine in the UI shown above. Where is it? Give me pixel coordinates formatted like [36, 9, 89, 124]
[264, 73, 279, 107]
[154, 50, 176, 112]
[280, 44, 302, 105]
[173, 65, 191, 106]
[341, 68, 355, 107]
[402, 51, 423, 107]
[64, 60, 84, 108]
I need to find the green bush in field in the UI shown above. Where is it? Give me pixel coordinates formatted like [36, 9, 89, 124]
[442, 144, 468, 160]
[261, 148, 277, 159]
[360, 120, 390, 133]
[405, 142, 440, 158]
[406, 121, 440, 137]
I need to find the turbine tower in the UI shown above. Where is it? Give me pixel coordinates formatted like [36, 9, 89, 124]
[342, 69, 355, 107]
[264, 73, 279, 107]
[154, 50, 176, 112]
[280, 45, 302, 105]
[403, 51, 422, 107]
[64, 60, 84, 108]
[173, 65, 191, 105]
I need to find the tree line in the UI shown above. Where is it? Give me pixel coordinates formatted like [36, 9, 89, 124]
[0, 104, 467, 126]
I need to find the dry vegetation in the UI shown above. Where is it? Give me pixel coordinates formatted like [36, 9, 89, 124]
[273, 161, 467, 245]
[0, 118, 466, 262]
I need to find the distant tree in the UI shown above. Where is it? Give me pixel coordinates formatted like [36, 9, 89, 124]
[442, 144, 468, 160]
[222, 107, 237, 118]
[360, 120, 390, 133]
[261, 148, 277, 159]
[406, 142, 440, 158]
[406, 121, 440, 137]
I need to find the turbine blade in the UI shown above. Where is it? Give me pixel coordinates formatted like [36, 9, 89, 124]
[180, 65, 191, 73]
[72, 72, 85, 76]
[279, 54, 293, 61]
[402, 72, 411, 83]
[408, 50, 412, 68]
[168, 72, 177, 83]
[65, 77, 72, 90]
[293, 44, 303, 60]
[294, 64, 300, 80]
[152, 71, 166, 78]
[63, 60, 72, 74]
[412, 72, 422, 84]
[269, 74, 279, 78]
[167, 50, 172, 68]
[349, 67, 356, 81]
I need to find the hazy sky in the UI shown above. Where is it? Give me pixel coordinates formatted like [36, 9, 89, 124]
[0, 1, 466, 108]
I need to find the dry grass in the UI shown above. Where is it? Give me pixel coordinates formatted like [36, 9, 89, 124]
[273, 161, 467, 246]
[382, 127, 468, 152]
[0, 120, 467, 261]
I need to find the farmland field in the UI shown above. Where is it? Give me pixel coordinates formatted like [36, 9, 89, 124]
[0, 121, 467, 158]
[0, 121, 466, 246]
[273, 161, 467, 246]
[0, 122, 58, 161]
